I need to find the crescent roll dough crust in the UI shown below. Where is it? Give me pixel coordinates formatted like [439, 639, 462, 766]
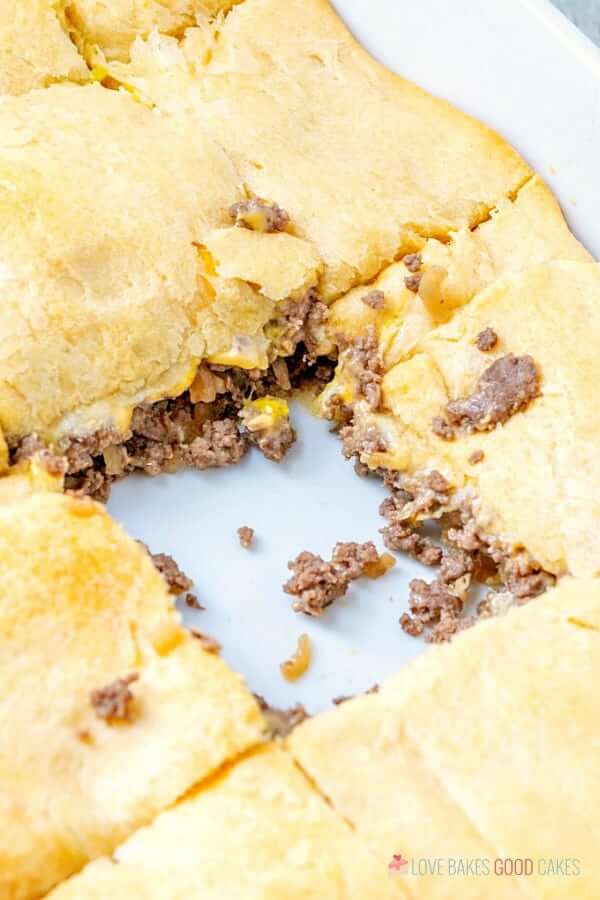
[105, 0, 534, 300]
[0, 1, 88, 96]
[0, 81, 320, 444]
[0, 486, 264, 898]
[66, 0, 241, 62]
[47, 746, 407, 899]
[290, 577, 600, 900]
[349, 262, 600, 579]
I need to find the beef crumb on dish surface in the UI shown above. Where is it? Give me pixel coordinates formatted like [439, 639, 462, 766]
[237, 526, 255, 549]
[284, 541, 393, 617]
[332, 683, 379, 706]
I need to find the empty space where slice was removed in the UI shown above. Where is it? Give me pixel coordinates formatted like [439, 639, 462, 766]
[47, 745, 407, 899]
[0, 476, 264, 898]
[289, 577, 600, 899]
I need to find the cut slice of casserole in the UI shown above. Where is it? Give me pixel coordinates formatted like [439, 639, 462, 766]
[0, 482, 265, 898]
[289, 577, 600, 899]
[46, 745, 407, 899]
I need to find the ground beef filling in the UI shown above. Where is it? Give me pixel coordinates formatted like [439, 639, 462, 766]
[56, 403, 250, 502]
[284, 541, 390, 617]
[272, 288, 328, 361]
[340, 325, 383, 412]
[11, 338, 335, 501]
[238, 407, 297, 463]
[378, 470, 554, 641]
[432, 353, 540, 440]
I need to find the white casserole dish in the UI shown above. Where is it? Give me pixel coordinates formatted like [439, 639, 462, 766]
[108, 0, 600, 712]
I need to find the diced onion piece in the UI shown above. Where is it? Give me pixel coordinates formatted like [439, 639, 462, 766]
[280, 633, 312, 682]
[189, 365, 219, 403]
[418, 266, 449, 322]
[364, 552, 396, 579]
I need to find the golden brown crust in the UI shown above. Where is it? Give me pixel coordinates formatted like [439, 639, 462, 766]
[0, 82, 320, 444]
[290, 578, 600, 899]
[105, 0, 533, 300]
[47, 746, 407, 898]
[0, 487, 263, 897]
[0, 1, 88, 96]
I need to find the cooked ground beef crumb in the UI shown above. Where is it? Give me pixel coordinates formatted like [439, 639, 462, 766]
[332, 694, 352, 705]
[147, 551, 193, 595]
[12, 319, 336, 501]
[433, 354, 540, 440]
[403, 577, 466, 644]
[182, 419, 248, 469]
[399, 612, 424, 637]
[54, 399, 249, 501]
[381, 521, 443, 566]
[404, 272, 422, 293]
[332, 683, 379, 706]
[431, 416, 455, 441]
[380, 469, 449, 524]
[230, 198, 290, 233]
[238, 526, 255, 549]
[37, 450, 68, 476]
[376, 471, 554, 641]
[284, 551, 346, 616]
[361, 289, 385, 310]
[342, 325, 383, 411]
[12, 433, 46, 463]
[404, 253, 422, 273]
[339, 421, 388, 464]
[284, 541, 385, 617]
[475, 327, 498, 351]
[254, 695, 308, 738]
[190, 631, 222, 654]
[184, 593, 205, 610]
[274, 288, 328, 360]
[13, 434, 68, 477]
[90, 673, 139, 723]
[469, 449, 485, 464]
[239, 409, 297, 462]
